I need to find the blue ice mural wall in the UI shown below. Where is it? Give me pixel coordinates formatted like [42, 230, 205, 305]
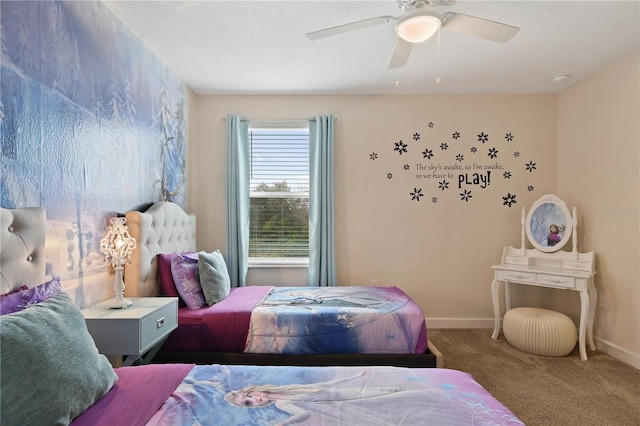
[1, 1, 187, 304]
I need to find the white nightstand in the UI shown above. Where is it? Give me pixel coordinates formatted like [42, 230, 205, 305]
[81, 297, 178, 366]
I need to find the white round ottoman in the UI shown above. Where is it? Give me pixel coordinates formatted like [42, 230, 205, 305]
[503, 307, 577, 357]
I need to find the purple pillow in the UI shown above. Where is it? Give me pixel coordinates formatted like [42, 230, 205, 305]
[0, 285, 29, 299]
[158, 252, 195, 299]
[170, 254, 206, 310]
[0, 277, 62, 315]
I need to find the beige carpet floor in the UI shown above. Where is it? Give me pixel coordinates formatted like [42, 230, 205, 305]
[427, 329, 640, 426]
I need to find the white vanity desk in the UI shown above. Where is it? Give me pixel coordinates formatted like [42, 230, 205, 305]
[491, 195, 597, 361]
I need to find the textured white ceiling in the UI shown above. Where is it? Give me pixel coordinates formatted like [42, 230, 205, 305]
[101, 0, 640, 95]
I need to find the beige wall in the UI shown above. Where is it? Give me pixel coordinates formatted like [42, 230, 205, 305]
[190, 94, 557, 321]
[189, 57, 639, 367]
[556, 52, 640, 367]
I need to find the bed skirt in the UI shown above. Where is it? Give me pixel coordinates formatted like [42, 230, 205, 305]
[152, 340, 443, 368]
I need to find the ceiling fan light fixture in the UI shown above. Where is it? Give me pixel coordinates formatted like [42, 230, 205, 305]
[396, 12, 442, 43]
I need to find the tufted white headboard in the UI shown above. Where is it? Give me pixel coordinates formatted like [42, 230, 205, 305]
[124, 202, 196, 297]
[0, 207, 47, 294]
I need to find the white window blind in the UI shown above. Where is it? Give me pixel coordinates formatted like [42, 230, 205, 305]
[249, 127, 309, 258]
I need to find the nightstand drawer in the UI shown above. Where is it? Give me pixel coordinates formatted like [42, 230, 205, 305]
[140, 301, 178, 354]
[536, 274, 575, 289]
[82, 297, 178, 356]
[496, 270, 536, 284]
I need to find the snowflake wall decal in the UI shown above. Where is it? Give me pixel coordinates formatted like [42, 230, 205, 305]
[394, 140, 408, 155]
[371, 120, 542, 207]
[410, 188, 424, 201]
[502, 193, 517, 207]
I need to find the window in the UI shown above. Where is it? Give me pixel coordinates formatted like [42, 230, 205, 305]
[249, 126, 309, 263]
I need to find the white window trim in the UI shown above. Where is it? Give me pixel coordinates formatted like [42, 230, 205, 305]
[248, 257, 309, 268]
[249, 191, 309, 198]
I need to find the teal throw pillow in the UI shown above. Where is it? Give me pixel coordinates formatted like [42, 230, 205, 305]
[0, 292, 118, 425]
[198, 250, 231, 305]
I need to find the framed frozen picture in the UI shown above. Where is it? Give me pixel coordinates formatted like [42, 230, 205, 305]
[525, 194, 573, 252]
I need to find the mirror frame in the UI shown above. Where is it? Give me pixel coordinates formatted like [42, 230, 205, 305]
[525, 194, 573, 253]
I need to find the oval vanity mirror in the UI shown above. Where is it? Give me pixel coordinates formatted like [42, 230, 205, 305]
[525, 194, 573, 253]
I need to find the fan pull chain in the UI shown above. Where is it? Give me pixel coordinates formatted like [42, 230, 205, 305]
[436, 27, 442, 84]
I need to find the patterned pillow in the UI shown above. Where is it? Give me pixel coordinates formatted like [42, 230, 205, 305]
[170, 254, 206, 310]
[158, 253, 194, 300]
[0, 276, 62, 315]
[198, 250, 231, 305]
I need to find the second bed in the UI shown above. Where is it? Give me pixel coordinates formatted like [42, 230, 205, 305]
[124, 202, 441, 367]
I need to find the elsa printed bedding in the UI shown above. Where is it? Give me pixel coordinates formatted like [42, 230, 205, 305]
[159, 251, 428, 355]
[0, 282, 519, 425]
[74, 363, 524, 426]
[245, 286, 427, 355]
[163, 285, 428, 355]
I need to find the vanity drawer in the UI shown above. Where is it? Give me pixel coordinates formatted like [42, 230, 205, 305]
[496, 270, 536, 283]
[536, 274, 575, 289]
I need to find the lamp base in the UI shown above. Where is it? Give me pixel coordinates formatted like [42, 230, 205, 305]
[109, 265, 132, 309]
[108, 298, 133, 309]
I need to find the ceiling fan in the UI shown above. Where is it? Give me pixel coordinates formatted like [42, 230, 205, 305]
[306, 0, 519, 69]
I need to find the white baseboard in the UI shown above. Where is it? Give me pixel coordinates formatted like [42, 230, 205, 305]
[594, 336, 640, 370]
[426, 317, 640, 370]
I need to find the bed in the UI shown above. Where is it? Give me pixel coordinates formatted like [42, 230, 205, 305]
[0, 205, 523, 425]
[123, 202, 441, 368]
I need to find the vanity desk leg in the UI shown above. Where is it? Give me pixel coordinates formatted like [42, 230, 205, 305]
[578, 282, 598, 361]
[587, 284, 597, 351]
[578, 290, 590, 361]
[505, 282, 511, 312]
[491, 277, 502, 340]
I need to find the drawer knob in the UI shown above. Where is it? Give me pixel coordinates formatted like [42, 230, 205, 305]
[157, 317, 165, 328]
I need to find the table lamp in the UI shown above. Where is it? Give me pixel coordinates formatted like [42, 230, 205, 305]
[100, 216, 136, 308]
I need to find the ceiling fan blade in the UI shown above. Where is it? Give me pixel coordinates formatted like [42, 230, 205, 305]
[306, 15, 394, 40]
[388, 37, 413, 69]
[441, 12, 519, 43]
